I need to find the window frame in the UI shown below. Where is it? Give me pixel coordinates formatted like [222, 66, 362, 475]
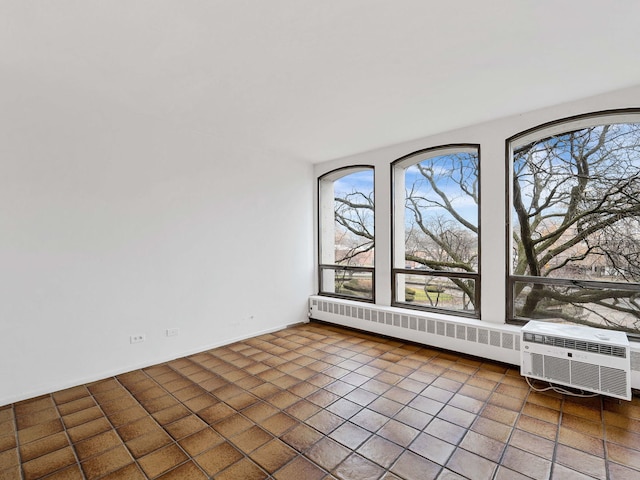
[391, 144, 481, 318]
[505, 108, 640, 336]
[317, 165, 376, 303]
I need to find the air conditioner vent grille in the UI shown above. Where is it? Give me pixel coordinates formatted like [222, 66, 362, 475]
[522, 332, 627, 358]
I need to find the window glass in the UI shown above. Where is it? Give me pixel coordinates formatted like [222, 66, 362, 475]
[509, 116, 640, 334]
[318, 167, 374, 301]
[392, 146, 479, 317]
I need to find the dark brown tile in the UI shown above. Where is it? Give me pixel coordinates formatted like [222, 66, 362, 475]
[377, 420, 419, 447]
[326, 398, 362, 420]
[368, 397, 403, 417]
[558, 426, 604, 456]
[99, 463, 146, 480]
[261, 412, 298, 436]
[242, 401, 280, 423]
[471, 416, 512, 443]
[22, 446, 76, 480]
[516, 414, 558, 441]
[93, 387, 130, 405]
[391, 450, 442, 480]
[306, 437, 351, 470]
[357, 435, 403, 469]
[446, 448, 496, 480]
[214, 458, 268, 480]
[43, 464, 84, 479]
[80, 445, 133, 480]
[231, 425, 273, 454]
[563, 400, 602, 422]
[165, 414, 208, 440]
[334, 453, 386, 480]
[509, 429, 555, 460]
[87, 379, 121, 395]
[99, 395, 139, 416]
[106, 405, 147, 427]
[606, 424, 640, 450]
[604, 442, 640, 471]
[281, 424, 323, 452]
[501, 446, 552, 480]
[196, 402, 234, 425]
[140, 394, 179, 414]
[179, 427, 223, 456]
[286, 400, 321, 421]
[608, 461, 640, 479]
[174, 385, 207, 402]
[126, 429, 173, 459]
[224, 392, 259, 410]
[274, 455, 326, 480]
[329, 422, 371, 450]
[17, 419, 63, 444]
[155, 460, 208, 480]
[409, 395, 445, 416]
[56, 396, 96, 416]
[66, 417, 112, 443]
[16, 407, 59, 429]
[448, 393, 484, 414]
[306, 410, 344, 435]
[0, 433, 16, 454]
[116, 416, 158, 442]
[424, 418, 466, 445]
[350, 408, 389, 432]
[409, 432, 456, 466]
[14, 397, 54, 417]
[0, 449, 18, 472]
[250, 438, 297, 473]
[437, 405, 476, 428]
[73, 430, 122, 461]
[52, 386, 90, 405]
[19, 431, 68, 462]
[555, 444, 606, 479]
[268, 391, 300, 409]
[480, 404, 519, 426]
[212, 413, 253, 437]
[138, 443, 188, 478]
[195, 441, 243, 476]
[132, 386, 166, 403]
[307, 389, 340, 408]
[603, 410, 640, 434]
[62, 406, 104, 429]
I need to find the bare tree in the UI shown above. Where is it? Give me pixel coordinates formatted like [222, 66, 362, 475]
[334, 190, 374, 265]
[512, 123, 640, 332]
[404, 152, 479, 310]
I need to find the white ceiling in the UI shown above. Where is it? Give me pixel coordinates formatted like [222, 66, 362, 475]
[2, 1, 640, 163]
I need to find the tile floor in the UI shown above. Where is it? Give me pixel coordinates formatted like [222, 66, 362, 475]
[1, 321, 640, 479]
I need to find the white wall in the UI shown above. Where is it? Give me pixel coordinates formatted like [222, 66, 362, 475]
[0, 85, 314, 406]
[314, 84, 640, 325]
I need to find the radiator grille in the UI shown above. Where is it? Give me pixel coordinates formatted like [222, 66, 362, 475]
[312, 298, 519, 353]
[522, 332, 626, 358]
[601, 366, 629, 396]
[525, 353, 630, 399]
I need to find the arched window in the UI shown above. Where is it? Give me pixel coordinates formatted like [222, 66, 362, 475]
[392, 145, 480, 317]
[318, 166, 375, 301]
[507, 110, 640, 335]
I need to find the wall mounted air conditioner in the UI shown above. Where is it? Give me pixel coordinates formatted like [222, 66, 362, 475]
[521, 321, 631, 400]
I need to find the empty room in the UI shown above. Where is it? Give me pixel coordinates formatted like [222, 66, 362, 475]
[2, 1, 640, 479]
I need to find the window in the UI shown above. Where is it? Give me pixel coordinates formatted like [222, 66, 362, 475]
[508, 111, 640, 335]
[392, 145, 480, 317]
[318, 166, 375, 301]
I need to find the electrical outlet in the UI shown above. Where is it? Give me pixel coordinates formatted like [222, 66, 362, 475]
[130, 334, 145, 344]
[166, 328, 179, 337]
